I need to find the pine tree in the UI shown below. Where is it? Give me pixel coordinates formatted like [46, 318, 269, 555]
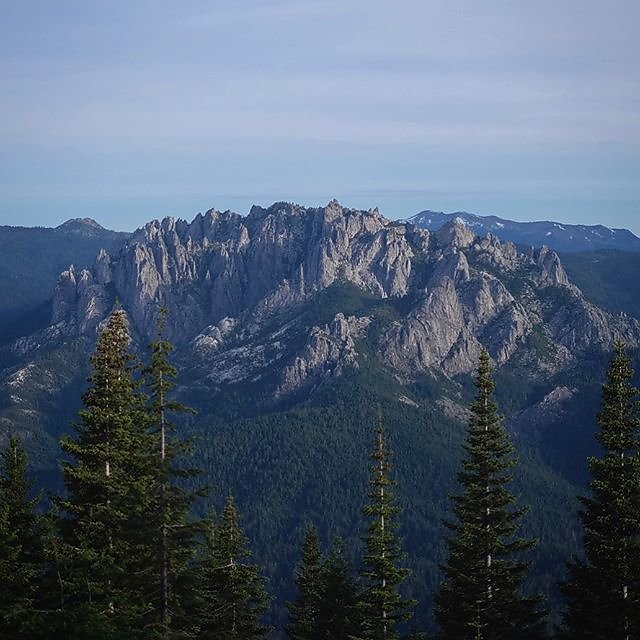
[360, 422, 415, 639]
[287, 525, 324, 640]
[317, 538, 363, 640]
[561, 341, 640, 639]
[54, 309, 157, 638]
[0, 436, 45, 638]
[435, 350, 545, 640]
[195, 496, 269, 639]
[144, 307, 202, 638]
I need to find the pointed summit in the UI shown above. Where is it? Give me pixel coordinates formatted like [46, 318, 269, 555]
[56, 217, 106, 232]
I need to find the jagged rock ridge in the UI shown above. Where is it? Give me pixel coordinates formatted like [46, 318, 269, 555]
[39, 201, 640, 399]
[52, 200, 415, 339]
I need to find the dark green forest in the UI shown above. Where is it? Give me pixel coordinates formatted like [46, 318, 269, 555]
[0, 222, 125, 340]
[1, 307, 639, 639]
[561, 250, 640, 320]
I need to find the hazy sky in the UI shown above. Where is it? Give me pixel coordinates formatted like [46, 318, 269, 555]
[1, 1, 639, 233]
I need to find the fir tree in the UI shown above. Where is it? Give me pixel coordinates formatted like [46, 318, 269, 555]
[561, 342, 640, 639]
[0, 436, 45, 638]
[435, 350, 545, 640]
[54, 309, 157, 638]
[287, 525, 324, 640]
[360, 422, 415, 639]
[317, 538, 363, 640]
[195, 496, 269, 639]
[144, 307, 202, 638]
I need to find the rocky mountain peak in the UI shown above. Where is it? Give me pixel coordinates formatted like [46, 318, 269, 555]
[434, 218, 476, 250]
[47, 203, 417, 344]
[247, 200, 307, 221]
[31, 201, 640, 397]
[56, 217, 105, 231]
[535, 246, 570, 286]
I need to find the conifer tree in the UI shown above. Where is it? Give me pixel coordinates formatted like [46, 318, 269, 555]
[144, 307, 202, 638]
[287, 525, 324, 640]
[0, 436, 45, 638]
[317, 538, 363, 640]
[55, 309, 156, 637]
[561, 342, 640, 639]
[360, 422, 415, 639]
[435, 350, 544, 640]
[195, 496, 269, 639]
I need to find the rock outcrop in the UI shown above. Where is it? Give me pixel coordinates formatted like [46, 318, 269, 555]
[51, 202, 418, 344]
[278, 314, 371, 395]
[34, 200, 640, 394]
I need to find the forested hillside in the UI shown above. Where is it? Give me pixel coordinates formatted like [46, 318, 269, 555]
[561, 249, 640, 320]
[0, 219, 127, 342]
[2, 309, 638, 638]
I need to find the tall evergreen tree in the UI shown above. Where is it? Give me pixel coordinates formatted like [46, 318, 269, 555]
[287, 528, 366, 640]
[317, 539, 364, 640]
[561, 341, 640, 639]
[360, 422, 415, 639]
[0, 436, 45, 638]
[54, 309, 157, 638]
[195, 496, 269, 639]
[435, 350, 544, 640]
[144, 307, 202, 638]
[287, 525, 325, 640]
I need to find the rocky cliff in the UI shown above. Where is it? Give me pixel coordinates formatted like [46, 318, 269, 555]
[37, 201, 639, 400]
[52, 201, 412, 341]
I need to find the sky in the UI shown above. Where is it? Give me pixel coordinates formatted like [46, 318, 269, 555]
[1, 0, 639, 234]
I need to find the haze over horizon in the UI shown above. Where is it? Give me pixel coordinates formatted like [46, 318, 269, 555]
[6, 202, 640, 241]
[1, 1, 639, 234]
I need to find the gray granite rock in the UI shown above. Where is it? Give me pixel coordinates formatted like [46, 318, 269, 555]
[36, 200, 640, 392]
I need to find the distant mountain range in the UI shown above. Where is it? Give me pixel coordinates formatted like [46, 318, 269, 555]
[407, 210, 640, 253]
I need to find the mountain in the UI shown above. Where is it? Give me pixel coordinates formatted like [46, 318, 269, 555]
[43, 201, 637, 383]
[407, 210, 640, 253]
[0, 218, 129, 343]
[560, 249, 640, 320]
[55, 217, 112, 235]
[1, 200, 639, 632]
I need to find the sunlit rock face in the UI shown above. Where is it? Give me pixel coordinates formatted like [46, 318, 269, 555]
[40, 200, 639, 395]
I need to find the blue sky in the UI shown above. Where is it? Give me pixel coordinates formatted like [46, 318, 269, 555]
[1, 1, 639, 233]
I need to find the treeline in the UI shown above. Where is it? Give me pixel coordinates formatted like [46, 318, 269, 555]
[0, 308, 639, 639]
